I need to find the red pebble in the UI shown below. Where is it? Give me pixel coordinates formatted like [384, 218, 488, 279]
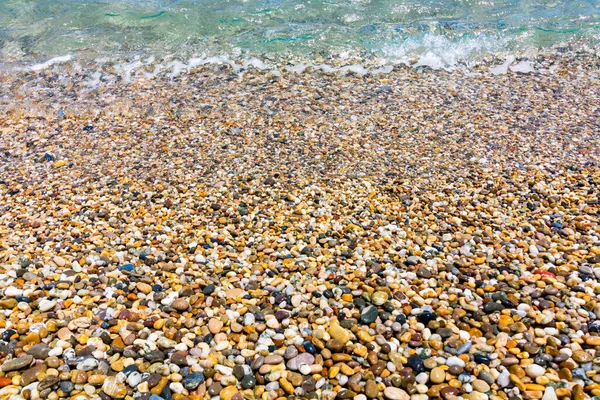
[534, 269, 555, 278]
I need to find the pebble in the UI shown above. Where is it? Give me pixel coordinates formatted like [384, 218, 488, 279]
[38, 299, 56, 312]
[102, 376, 127, 398]
[328, 323, 352, 344]
[182, 372, 204, 390]
[360, 306, 378, 324]
[472, 379, 490, 393]
[430, 367, 445, 383]
[365, 380, 379, 398]
[1, 355, 33, 372]
[526, 364, 546, 378]
[220, 386, 239, 400]
[383, 387, 410, 400]
[27, 344, 51, 359]
[171, 298, 189, 311]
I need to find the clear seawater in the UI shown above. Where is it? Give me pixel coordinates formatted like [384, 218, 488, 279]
[0, 0, 599, 69]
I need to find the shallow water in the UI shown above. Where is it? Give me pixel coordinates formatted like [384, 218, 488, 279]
[1, 0, 599, 69]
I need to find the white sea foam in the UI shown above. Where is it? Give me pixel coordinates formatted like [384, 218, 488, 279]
[28, 55, 73, 71]
[510, 60, 535, 74]
[16, 43, 566, 92]
[84, 71, 102, 88]
[489, 56, 516, 75]
[244, 58, 270, 70]
[382, 32, 509, 71]
[371, 65, 394, 74]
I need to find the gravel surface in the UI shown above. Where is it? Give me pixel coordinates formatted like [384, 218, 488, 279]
[0, 54, 599, 400]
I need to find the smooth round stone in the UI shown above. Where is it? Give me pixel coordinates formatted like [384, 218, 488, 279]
[202, 284, 216, 295]
[241, 375, 256, 389]
[127, 371, 142, 387]
[437, 328, 453, 339]
[416, 266, 432, 278]
[285, 346, 298, 359]
[38, 299, 57, 312]
[407, 355, 425, 373]
[416, 311, 436, 324]
[572, 350, 592, 363]
[326, 339, 346, 353]
[287, 372, 303, 387]
[371, 291, 388, 306]
[220, 386, 239, 400]
[446, 357, 465, 368]
[303, 341, 317, 354]
[275, 310, 290, 321]
[430, 367, 445, 384]
[415, 373, 429, 385]
[183, 372, 205, 390]
[478, 371, 494, 385]
[525, 364, 546, 378]
[361, 306, 378, 324]
[336, 389, 356, 399]
[572, 384, 584, 400]
[329, 324, 352, 344]
[473, 354, 491, 365]
[542, 386, 557, 400]
[472, 379, 490, 393]
[440, 387, 460, 399]
[102, 376, 127, 398]
[365, 380, 379, 398]
[60, 381, 74, 394]
[208, 382, 223, 396]
[27, 343, 51, 359]
[208, 318, 223, 334]
[383, 386, 410, 400]
[497, 370, 510, 387]
[46, 356, 60, 368]
[232, 365, 246, 380]
[251, 356, 264, 371]
[448, 365, 464, 375]
[286, 353, 315, 371]
[300, 364, 312, 375]
[264, 355, 284, 365]
[457, 341, 472, 355]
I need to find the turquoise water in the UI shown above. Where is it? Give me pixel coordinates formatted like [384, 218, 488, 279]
[0, 0, 599, 67]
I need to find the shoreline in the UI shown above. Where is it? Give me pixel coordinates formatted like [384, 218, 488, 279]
[0, 51, 599, 400]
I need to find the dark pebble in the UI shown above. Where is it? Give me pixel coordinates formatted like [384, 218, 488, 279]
[417, 311, 436, 325]
[483, 302, 505, 313]
[241, 375, 256, 389]
[360, 306, 378, 324]
[407, 355, 425, 373]
[182, 372, 204, 390]
[474, 354, 491, 365]
[303, 341, 317, 354]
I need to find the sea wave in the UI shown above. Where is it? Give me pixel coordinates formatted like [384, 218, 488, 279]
[0, 32, 596, 94]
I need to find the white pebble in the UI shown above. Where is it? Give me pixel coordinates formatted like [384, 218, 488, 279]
[415, 373, 428, 385]
[526, 364, 545, 378]
[169, 382, 184, 394]
[446, 356, 465, 368]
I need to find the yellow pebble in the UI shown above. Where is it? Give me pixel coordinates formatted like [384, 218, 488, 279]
[535, 376, 550, 385]
[279, 378, 294, 395]
[510, 374, 526, 392]
[329, 366, 340, 379]
[448, 379, 462, 388]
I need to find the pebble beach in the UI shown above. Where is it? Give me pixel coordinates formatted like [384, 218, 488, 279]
[0, 53, 599, 400]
